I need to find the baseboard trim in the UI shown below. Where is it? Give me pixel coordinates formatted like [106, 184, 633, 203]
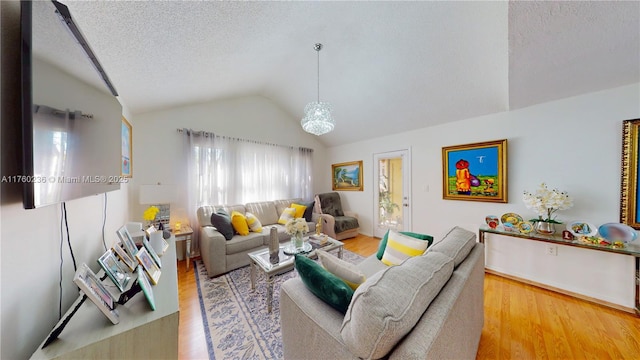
[484, 269, 636, 315]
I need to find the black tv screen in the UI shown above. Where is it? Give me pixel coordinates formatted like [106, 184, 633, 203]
[21, 0, 123, 209]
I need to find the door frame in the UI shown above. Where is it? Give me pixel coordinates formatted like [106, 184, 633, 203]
[373, 148, 412, 238]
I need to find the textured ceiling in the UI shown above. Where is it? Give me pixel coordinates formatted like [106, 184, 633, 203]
[58, 1, 639, 147]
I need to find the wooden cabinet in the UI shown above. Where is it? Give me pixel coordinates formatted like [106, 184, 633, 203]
[31, 238, 179, 359]
[479, 227, 640, 315]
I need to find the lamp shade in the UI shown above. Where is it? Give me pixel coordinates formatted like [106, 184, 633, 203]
[139, 184, 177, 205]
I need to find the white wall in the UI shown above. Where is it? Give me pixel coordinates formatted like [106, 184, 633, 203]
[1, 2, 132, 358]
[325, 83, 640, 308]
[129, 95, 328, 224]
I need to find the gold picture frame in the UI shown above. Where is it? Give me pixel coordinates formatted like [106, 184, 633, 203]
[121, 117, 132, 178]
[442, 139, 508, 203]
[620, 118, 640, 229]
[332, 161, 363, 191]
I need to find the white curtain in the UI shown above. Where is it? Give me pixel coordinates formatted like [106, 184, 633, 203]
[182, 129, 314, 251]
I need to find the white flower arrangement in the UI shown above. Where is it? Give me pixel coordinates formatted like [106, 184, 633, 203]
[285, 218, 309, 237]
[523, 183, 573, 224]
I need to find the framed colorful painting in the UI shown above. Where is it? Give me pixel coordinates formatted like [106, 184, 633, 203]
[121, 117, 132, 178]
[620, 118, 640, 229]
[442, 139, 507, 203]
[332, 161, 363, 191]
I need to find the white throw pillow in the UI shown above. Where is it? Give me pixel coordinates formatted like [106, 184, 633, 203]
[277, 207, 296, 225]
[317, 250, 366, 290]
[381, 230, 430, 266]
[245, 212, 263, 233]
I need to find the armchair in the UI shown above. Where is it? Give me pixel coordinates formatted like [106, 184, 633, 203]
[314, 192, 360, 240]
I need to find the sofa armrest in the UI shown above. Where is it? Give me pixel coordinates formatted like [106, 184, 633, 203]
[199, 226, 227, 277]
[280, 278, 355, 359]
[318, 213, 337, 239]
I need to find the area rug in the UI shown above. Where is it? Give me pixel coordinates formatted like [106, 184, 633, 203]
[194, 250, 364, 360]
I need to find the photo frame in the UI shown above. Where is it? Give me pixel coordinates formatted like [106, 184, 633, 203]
[332, 160, 363, 191]
[620, 118, 640, 229]
[142, 237, 162, 268]
[73, 263, 119, 324]
[442, 139, 508, 203]
[98, 249, 131, 292]
[121, 117, 132, 178]
[116, 226, 138, 260]
[112, 241, 137, 271]
[136, 265, 156, 311]
[135, 247, 161, 285]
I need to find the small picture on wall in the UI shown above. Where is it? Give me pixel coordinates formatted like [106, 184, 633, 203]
[332, 161, 363, 191]
[121, 117, 132, 178]
[442, 139, 508, 203]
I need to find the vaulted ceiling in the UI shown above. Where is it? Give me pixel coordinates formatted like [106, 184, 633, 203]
[64, 1, 639, 147]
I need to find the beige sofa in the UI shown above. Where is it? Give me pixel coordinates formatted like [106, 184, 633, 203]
[280, 227, 484, 359]
[196, 198, 316, 277]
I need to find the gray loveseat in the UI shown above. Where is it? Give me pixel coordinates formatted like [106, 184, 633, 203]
[280, 227, 484, 359]
[196, 198, 316, 277]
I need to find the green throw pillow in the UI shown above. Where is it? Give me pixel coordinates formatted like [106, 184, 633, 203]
[376, 230, 434, 260]
[294, 254, 354, 314]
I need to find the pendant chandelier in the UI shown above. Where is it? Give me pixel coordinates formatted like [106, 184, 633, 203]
[301, 43, 334, 136]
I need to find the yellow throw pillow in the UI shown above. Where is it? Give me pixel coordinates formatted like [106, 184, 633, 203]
[290, 203, 307, 219]
[230, 211, 249, 236]
[245, 212, 263, 233]
[277, 207, 297, 225]
[381, 230, 430, 266]
[317, 250, 366, 290]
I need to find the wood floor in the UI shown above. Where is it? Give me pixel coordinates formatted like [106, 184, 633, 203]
[176, 234, 640, 359]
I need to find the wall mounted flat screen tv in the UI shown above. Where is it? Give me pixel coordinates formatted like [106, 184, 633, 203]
[21, 0, 123, 209]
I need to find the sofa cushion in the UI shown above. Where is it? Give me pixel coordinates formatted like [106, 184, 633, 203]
[317, 192, 344, 217]
[428, 226, 476, 267]
[197, 205, 216, 227]
[230, 211, 249, 236]
[210, 209, 234, 240]
[334, 216, 359, 234]
[381, 230, 430, 266]
[245, 201, 279, 226]
[340, 251, 454, 359]
[376, 230, 434, 260]
[274, 198, 302, 217]
[278, 207, 297, 225]
[245, 212, 263, 233]
[295, 254, 354, 314]
[290, 203, 307, 218]
[317, 250, 366, 290]
[225, 232, 265, 255]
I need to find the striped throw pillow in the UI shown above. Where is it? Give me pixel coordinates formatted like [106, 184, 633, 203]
[381, 230, 430, 266]
[245, 212, 262, 233]
[277, 207, 297, 225]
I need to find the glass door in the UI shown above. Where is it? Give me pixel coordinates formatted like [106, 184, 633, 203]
[373, 149, 411, 238]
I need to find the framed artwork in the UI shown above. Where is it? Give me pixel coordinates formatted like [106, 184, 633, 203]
[620, 118, 640, 229]
[73, 263, 119, 324]
[116, 226, 138, 260]
[136, 265, 156, 311]
[121, 117, 132, 178]
[142, 237, 162, 268]
[98, 249, 131, 292]
[442, 139, 508, 203]
[135, 247, 161, 285]
[332, 160, 363, 191]
[112, 241, 137, 271]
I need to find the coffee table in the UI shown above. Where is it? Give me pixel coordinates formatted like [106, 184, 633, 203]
[248, 235, 344, 313]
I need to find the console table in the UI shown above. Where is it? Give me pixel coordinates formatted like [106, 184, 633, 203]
[30, 237, 179, 359]
[479, 226, 640, 315]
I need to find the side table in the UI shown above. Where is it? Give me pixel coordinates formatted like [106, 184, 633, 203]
[173, 225, 194, 270]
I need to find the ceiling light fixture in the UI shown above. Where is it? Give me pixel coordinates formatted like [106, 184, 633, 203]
[301, 43, 334, 136]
